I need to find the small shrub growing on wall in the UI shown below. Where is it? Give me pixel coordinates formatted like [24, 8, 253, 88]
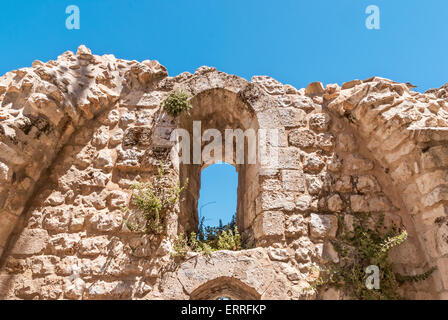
[171, 215, 243, 259]
[312, 215, 436, 300]
[124, 164, 188, 235]
[161, 90, 192, 117]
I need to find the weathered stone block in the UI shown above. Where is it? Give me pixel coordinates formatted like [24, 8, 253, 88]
[79, 236, 109, 257]
[0, 211, 19, 246]
[309, 113, 330, 132]
[288, 129, 315, 149]
[267, 248, 289, 262]
[254, 211, 284, 238]
[327, 194, 343, 212]
[281, 170, 305, 192]
[423, 186, 448, 208]
[350, 195, 369, 212]
[309, 213, 338, 239]
[285, 214, 307, 237]
[415, 170, 448, 195]
[356, 175, 380, 193]
[11, 228, 49, 255]
[303, 153, 325, 173]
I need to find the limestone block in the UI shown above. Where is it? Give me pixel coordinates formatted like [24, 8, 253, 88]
[281, 170, 305, 192]
[388, 239, 420, 264]
[251, 75, 285, 95]
[88, 212, 123, 233]
[285, 214, 307, 237]
[322, 242, 339, 263]
[422, 204, 448, 224]
[315, 133, 335, 151]
[421, 145, 448, 170]
[277, 147, 301, 169]
[341, 79, 361, 90]
[0, 211, 19, 246]
[309, 113, 330, 132]
[321, 287, 341, 300]
[278, 108, 307, 127]
[267, 247, 289, 262]
[119, 111, 136, 127]
[336, 132, 357, 152]
[108, 190, 130, 209]
[343, 214, 355, 233]
[334, 175, 353, 193]
[42, 208, 71, 233]
[436, 258, 448, 290]
[296, 194, 312, 212]
[45, 191, 65, 206]
[423, 186, 448, 208]
[79, 236, 109, 257]
[30, 255, 60, 275]
[436, 221, 448, 256]
[260, 191, 287, 210]
[84, 280, 132, 299]
[11, 228, 49, 255]
[367, 195, 393, 212]
[109, 128, 124, 146]
[415, 170, 448, 195]
[64, 278, 86, 300]
[344, 154, 374, 172]
[49, 233, 81, 255]
[305, 82, 324, 96]
[0, 161, 12, 184]
[92, 126, 109, 148]
[261, 178, 282, 191]
[303, 153, 325, 173]
[295, 247, 312, 263]
[327, 194, 344, 212]
[94, 149, 115, 170]
[356, 175, 380, 193]
[289, 129, 315, 149]
[123, 126, 153, 147]
[306, 175, 323, 195]
[309, 213, 338, 239]
[254, 211, 284, 238]
[384, 140, 415, 164]
[350, 195, 369, 212]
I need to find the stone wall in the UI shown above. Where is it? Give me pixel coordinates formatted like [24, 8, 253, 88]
[0, 46, 447, 299]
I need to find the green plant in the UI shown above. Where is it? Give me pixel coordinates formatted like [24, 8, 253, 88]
[161, 90, 192, 117]
[124, 163, 188, 235]
[171, 215, 242, 259]
[312, 215, 436, 300]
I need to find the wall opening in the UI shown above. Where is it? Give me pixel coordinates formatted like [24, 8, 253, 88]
[198, 162, 237, 231]
[176, 88, 260, 244]
[190, 277, 261, 300]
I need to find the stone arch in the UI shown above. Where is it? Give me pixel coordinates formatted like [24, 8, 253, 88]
[326, 77, 448, 298]
[167, 71, 280, 244]
[174, 87, 261, 241]
[190, 276, 261, 300]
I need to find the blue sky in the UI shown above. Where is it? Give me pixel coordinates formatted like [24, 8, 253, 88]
[198, 163, 237, 228]
[1, 1, 447, 227]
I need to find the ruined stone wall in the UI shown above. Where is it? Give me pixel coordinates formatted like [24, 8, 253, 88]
[0, 46, 447, 299]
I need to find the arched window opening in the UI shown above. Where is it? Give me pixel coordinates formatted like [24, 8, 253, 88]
[198, 163, 237, 237]
[190, 277, 261, 300]
[176, 88, 261, 245]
